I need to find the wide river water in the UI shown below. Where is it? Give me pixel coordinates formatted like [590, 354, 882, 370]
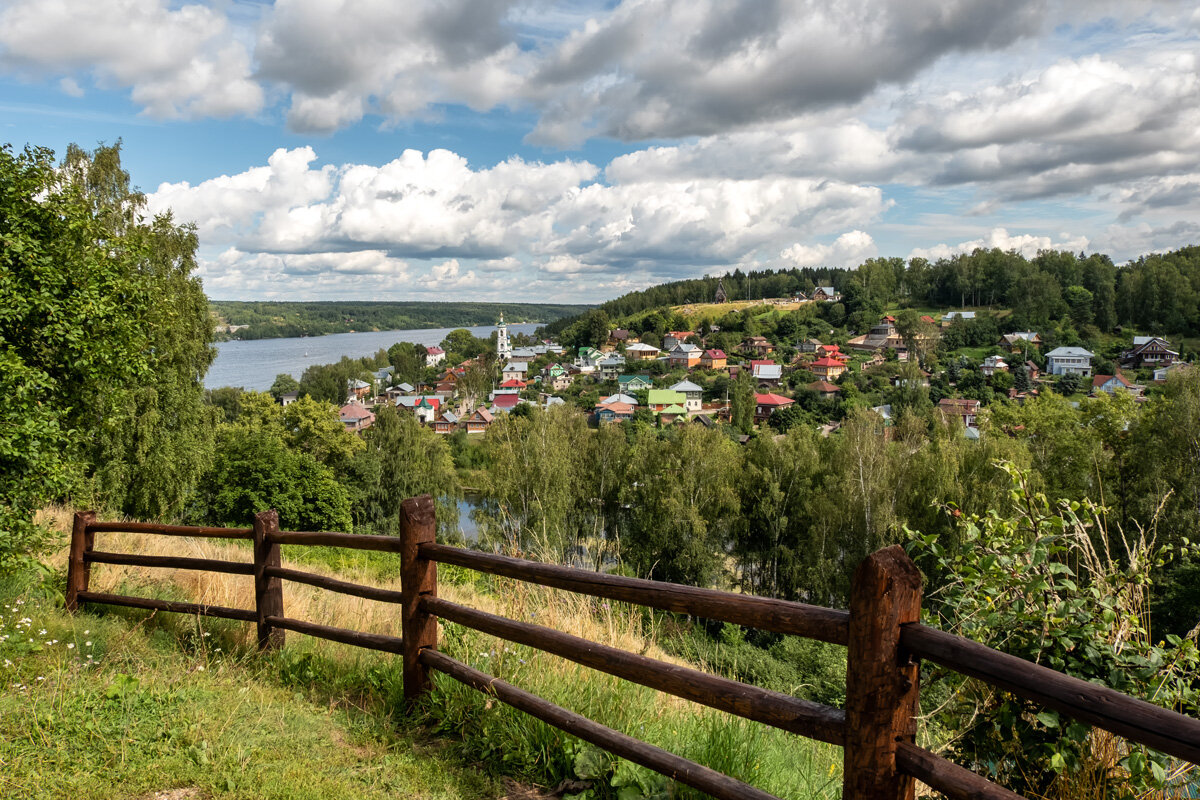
[204, 323, 542, 391]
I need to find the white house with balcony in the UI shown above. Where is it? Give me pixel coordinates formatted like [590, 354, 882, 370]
[1046, 346, 1094, 377]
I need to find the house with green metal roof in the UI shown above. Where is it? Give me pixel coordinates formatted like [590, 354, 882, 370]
[647, 390, 686, 412]
[619, 374, 653, 391]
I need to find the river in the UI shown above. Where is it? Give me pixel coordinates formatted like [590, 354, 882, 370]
[204, 323, 542, 391]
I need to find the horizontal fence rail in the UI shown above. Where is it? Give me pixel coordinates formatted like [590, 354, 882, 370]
[65, 498, 1200, 800]
[421, 594, 846, 745]
[85, 520, 254, 538]
[420, 649, 785, 800]
[419, 542, 850, 645]
[85, 550, 254, 575]
[901, 622, 1200, 765]
[75, 591, 257, 623]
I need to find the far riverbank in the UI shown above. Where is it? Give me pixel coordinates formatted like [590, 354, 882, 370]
[205, 323, 541, 391]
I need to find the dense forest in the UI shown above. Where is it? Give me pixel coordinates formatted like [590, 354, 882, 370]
[211, 300, 589, 340]
[549, 248, 1200, 342]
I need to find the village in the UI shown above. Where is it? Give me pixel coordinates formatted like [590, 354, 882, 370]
[308, 284, 1188, 439]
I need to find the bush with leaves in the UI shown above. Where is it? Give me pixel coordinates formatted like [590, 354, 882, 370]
[911, 463, 1199, 798]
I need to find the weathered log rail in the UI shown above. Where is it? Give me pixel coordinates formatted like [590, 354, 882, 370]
[66, 498, 1200, 800]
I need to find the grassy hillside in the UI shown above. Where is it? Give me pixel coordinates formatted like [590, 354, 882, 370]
[1, 510, 846, 800]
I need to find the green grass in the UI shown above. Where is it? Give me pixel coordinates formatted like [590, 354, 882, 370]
[0, 578, 499, 800]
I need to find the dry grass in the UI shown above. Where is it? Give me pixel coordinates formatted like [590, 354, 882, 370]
[37, 505, 681, 669]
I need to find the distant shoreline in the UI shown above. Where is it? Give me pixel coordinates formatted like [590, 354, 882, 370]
[210, 299, 590, 341]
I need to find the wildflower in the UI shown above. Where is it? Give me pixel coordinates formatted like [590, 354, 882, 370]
[196, 666, 205, 672]
[83, 630, 89, 635]
[67, 643, 75, 649]
[85, 641, 92, 647]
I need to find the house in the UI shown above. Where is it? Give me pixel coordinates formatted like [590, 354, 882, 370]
[502, 362, 529, 382]
[594, 400, 635, 424]
[348, 378, 371, 400]
[658, 405, 688, 424]
[1155, 362, 1190, 382]
[647, 390, 687, 413]
[999, 332, 1041, 353]
[811, 356, 847, 381]
[751, 361, 783, 387]
[754, 393, 794, 423]
[625, 342, 661, 361]
[811, 286, 841, 302]
[668, 343, 701, 369]
[490, 394, 522, 414]
[598, 355, 626, 380]
[1091, 373, 1139, 396]
[891, 370, 931, 388]
[663, 331, 695, 350]
[981, 355, 1009, 377]
[1046, 346, 1094, 377]
[339, 401, 376, 433]
[605, 329, 637, 350]
[574, 347, 604, 372]
[396, 394, 443, 421]
[817, 343, 847, 361]
[545, 371, 573, 392]
[1121, 337, 1178, 369]
[410, 396, 441, 424]
[497, 378, 527, 393]
[700, 349, 727, 370]
[374, 365, 395, 389]
[424, 346, 446, 368]
[742, 336, 774, 356]
[279, 391, 299, 407]
[618, 374, 654, 392]
[808, 380, 841, 400]
[509, 348, 538, 363]
[941, 311, 977, 325]
[432, 411, 459, 434]
[668, 380, 703, 412]
[543, 341, 565, 355]
[464, 406, 494, 434]
[937, 398, 981, 428]
[1024, 361, 1040, 381]
[600, 393, 638, 406]
[799, 338, 823, 353]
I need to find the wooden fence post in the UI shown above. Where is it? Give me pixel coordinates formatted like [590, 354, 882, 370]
[844, 545, 922, 800]
[400, 494, 438, 701]
[253, 510, 286, 651]
[65, 511, 97, 613]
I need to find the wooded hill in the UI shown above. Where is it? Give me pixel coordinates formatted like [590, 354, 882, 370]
[210, 300, 591, 340]
[549, 246, 1200, 341]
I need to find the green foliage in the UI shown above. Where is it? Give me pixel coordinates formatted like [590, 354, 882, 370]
[201, 426, 352, 531]
[269, 373, 299, 400]
[440, 328, 491, 361]
[912, 463, 1200, 798]
[1, 142, 217, 566]
[211, 300, 587, 340]
[356, 407, 459, 538]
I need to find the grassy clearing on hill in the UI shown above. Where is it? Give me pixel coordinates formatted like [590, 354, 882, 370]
[12, 508, 845, 799]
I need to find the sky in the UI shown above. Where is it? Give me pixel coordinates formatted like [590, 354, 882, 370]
[2, 1, 1199, 304]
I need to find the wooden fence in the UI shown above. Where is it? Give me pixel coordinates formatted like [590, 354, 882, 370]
[65, 498, 1200, 800]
